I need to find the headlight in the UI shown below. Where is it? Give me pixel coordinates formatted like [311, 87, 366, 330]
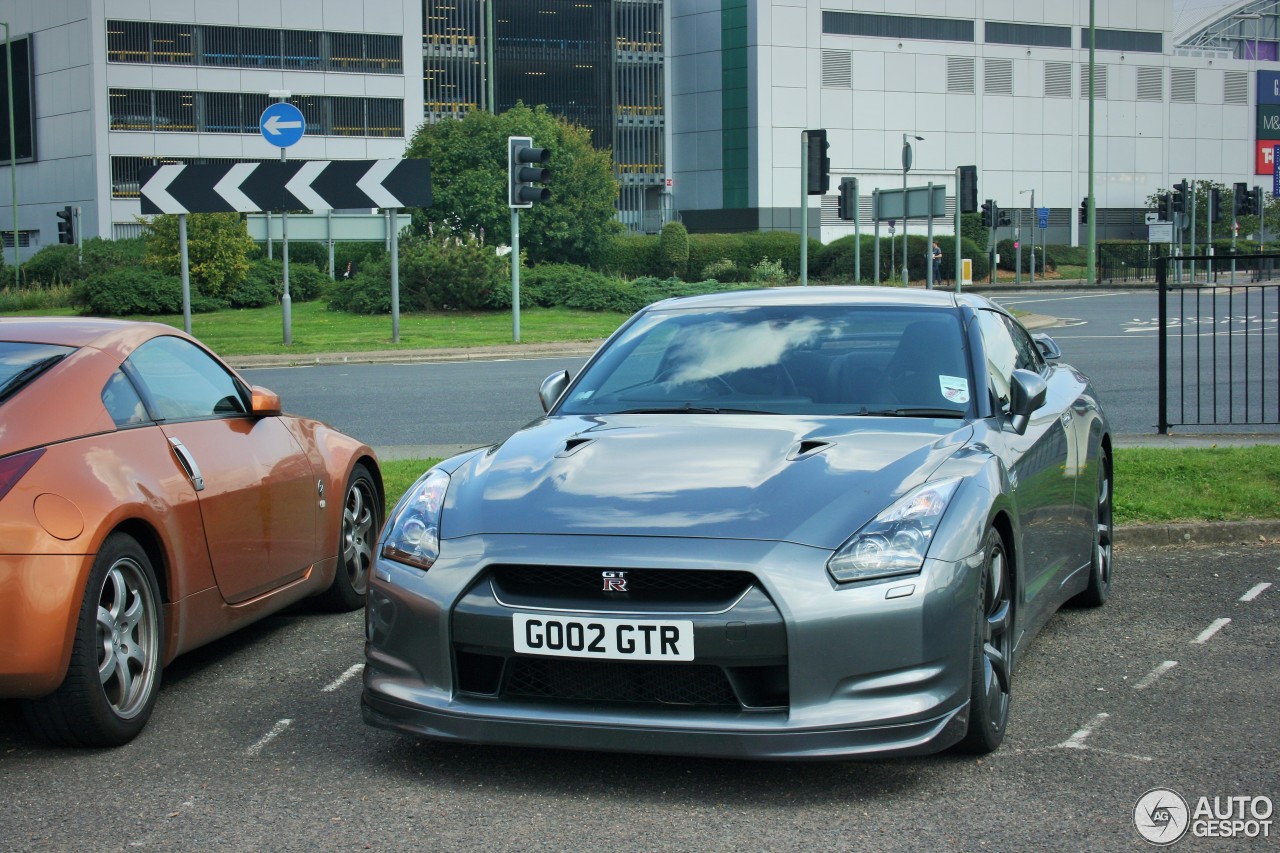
[827, 478, 961, 584]
[381, 468, 450, 571]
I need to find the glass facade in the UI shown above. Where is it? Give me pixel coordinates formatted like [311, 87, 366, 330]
[108, 89, 404, 137]
[823, 12, 975, 43]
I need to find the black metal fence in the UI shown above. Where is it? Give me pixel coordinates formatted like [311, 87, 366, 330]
[1156, 254, 1280, 434]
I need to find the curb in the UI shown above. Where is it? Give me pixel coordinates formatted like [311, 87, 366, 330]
[1115, 520, 1280, 549]
[227, 341, 605, 370]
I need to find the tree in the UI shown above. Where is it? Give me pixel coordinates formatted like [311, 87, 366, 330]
[142, 213, 255, 298]
[405, 102, 621, 266]
[659, 221, 689, 278]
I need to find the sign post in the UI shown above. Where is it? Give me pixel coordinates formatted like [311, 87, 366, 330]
[261, 94, 305, 345]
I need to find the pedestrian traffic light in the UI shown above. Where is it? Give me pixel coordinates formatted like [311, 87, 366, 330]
[1079, 197, 1089, 225]
[1234, 182, 1250, 217]
[508, 136, 550, 208]
[981, 199, 994, 228]
[837, 177, 858, 221]
[958, 165, 978, 213]
[1172, 180, 1188, 214]
[1210, 186, 1223, 223]
[805, 129, 830, 195]
[56, 205, 74, 245]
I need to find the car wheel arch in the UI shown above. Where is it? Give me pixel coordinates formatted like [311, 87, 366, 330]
[109, 518, 171, 606]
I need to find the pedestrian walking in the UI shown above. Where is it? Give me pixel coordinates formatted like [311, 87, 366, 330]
[931, 241, 943, 284]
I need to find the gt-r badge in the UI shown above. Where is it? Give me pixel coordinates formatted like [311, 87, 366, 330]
[602, 571, 628, 592]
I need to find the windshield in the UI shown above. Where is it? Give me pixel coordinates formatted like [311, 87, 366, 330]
[557, 304, 973, 417]
[0, 342, 75, 404]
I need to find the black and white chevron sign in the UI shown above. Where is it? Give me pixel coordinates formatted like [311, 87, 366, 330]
[138, 159, 432, 215]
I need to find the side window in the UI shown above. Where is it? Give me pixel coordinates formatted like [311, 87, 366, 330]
[1000, 314, 1045, 375]
[977, 310, 1017, 406]
[126, 337, 247, 421]
[101, 369, 150, 427]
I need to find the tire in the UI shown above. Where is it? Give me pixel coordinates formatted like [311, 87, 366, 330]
[955, 526, 1012, 755]
[1071, 447, 1113, 608]
[22, 532, 163, 747]
[316, 463, 381, 612]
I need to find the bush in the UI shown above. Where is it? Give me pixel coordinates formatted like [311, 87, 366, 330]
[144, 213, 255, 299]
[701, 258, 739, 281]
[334, 242, 388, 280]
[750, 257, 787, 283]
[599, 234, 662, 277]
[522, 264, 639, 311]
[995, 238, 1058, 274]
[0, 284, 73, 312]
[21, 245, 81, 287]
[72, 268, 224, 315]
[327, 235, 507, 314]
[658, 221, 690, 278]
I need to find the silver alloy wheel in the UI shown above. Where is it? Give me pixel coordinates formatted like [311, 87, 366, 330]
[980, 541, 1012, 724]
[95, 555, 160, 720]
[342, 476, 377, 595]
[1096, 471, 1112, 588]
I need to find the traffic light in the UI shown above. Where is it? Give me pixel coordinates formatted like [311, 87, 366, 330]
[1079, 197, 1089, 225]
[1172, 180, 1188, 214]
[1160, 193, 1174, 221]
[981, 199, 996, 228]
[56, 205, 74, 245]
[958, 165, 978, 213]
[1234, 182, 1250, 217]
[508, 136, 550, 208]
[997, 208, 1011, 228]
[1210, 186, 1223, 223]
[837, 177, 858, 221]
[805, 129, 830, 195]
[1253, 186, 1264, 218]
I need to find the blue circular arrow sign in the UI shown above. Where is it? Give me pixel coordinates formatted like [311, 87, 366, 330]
[260, 102, 306, 148]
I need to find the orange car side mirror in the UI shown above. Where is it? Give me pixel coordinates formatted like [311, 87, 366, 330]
[249, 385, 282, 416]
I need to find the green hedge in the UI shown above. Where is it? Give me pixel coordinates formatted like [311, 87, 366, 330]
[817, 234, 990, 284]
[328, 235, 507, 314]
[600, 231, 822, 281]
[71, 268, 224, 315]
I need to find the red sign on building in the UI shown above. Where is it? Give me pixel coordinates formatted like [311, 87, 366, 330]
[1255, 140, 1277, 175]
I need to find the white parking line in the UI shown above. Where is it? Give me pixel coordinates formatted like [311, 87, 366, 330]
[1134, 661, 1178, 690]
[322, 663, 364, 693]
[1192, 618, 1231, 644]
[246, 719, 293, 757]
[1057, 712, 1110, 749]
[1240, 582, 1272, 602]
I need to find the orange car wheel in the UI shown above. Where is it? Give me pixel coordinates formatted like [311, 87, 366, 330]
[316, 463, 380, 612]
[23, 532, 163, 747]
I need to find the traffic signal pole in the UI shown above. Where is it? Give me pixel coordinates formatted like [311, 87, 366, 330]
[954, 168, 962, 292]
[800, 131, 809, 287]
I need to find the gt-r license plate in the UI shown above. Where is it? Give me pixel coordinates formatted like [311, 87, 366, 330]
[512, 614, 695, 662]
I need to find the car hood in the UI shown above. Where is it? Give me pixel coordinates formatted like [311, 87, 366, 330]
[441, 414, 973, 550]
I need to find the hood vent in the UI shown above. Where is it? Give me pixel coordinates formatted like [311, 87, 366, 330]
[788, 439, 833, 461]
[556, 436, 595, 458]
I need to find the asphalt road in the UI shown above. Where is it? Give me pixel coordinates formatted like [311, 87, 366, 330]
[236, 288, 1279, 455]
[2, 541, 1276, 851]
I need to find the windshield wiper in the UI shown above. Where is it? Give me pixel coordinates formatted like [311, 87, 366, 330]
[614, 405, 778, 415]
[0, 354, 66, 404]
[842, 407, 966, 418]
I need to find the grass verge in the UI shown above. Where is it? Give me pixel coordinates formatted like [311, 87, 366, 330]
[376, 447, 1280, 526]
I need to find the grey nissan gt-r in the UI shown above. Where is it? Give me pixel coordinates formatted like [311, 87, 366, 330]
[362, 286, 1112, 759]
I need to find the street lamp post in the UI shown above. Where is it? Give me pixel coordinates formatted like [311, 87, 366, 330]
[1, 23, 16, 286]
[1019, 189, 1036, 285]
[902, 133, 923, 287]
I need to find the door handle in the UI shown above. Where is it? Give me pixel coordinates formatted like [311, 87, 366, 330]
[169, 437, 205, 492]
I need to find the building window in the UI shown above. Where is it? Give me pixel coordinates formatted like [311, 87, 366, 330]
[1081, 28, 1162, 54]
[108, 89, 404, 137]
[823, 12, 975, 43]
[107, 21, 403, 74]
[946, 57, 975, 93]
[1044, 62, 1071, 98]
[986, 22, 1071, 48]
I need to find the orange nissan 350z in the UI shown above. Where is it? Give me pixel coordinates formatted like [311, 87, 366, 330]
[0, 318, 382, 747]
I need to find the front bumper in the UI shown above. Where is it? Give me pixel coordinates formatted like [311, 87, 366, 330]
[363, 533, 980, 760]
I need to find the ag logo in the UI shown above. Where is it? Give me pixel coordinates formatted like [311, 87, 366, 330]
[1135, 788, 1190, 845]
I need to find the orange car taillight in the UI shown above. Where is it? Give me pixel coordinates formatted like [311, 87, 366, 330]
[0, 447, 45, 503]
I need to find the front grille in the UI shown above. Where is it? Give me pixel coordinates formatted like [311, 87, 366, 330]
[490, 565, 755, 610]
[502, 658, 739, 708]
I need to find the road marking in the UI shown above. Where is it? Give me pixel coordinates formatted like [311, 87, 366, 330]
[246, 718, 293, 756]
[994, 292, 1124, 305]
[1134, 661, 1178, 690]
[1192, 618, 1231, 644]
[1240, 582, 1272, 602]
[1057, 712, 1109, 750]
[323, 663, 364, 693]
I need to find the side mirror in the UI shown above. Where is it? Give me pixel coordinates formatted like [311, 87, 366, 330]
[1007, 368, 1047, 435]
[249, 385, 282, 416]
[1033, 333, 1062, 360]
[538, 370, 570, 413]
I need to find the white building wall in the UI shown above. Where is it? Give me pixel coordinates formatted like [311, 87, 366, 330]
[0, 0, 422, 255]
